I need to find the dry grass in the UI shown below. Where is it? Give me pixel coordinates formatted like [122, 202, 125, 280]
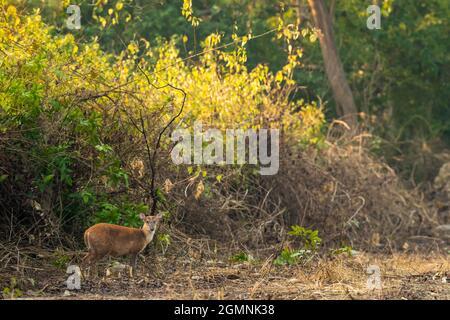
[1, 246, 448, 300]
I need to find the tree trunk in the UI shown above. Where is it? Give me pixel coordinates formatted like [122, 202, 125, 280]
[307, 0, 358, 128]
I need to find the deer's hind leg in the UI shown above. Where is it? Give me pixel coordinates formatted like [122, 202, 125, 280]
[81, 251, 94, 279]
[82, 250, 104, 279]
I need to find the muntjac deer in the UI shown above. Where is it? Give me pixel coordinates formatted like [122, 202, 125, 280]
[83, 213, 162, 273]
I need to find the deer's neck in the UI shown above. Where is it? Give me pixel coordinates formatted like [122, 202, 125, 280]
[142, 223, 156, 244]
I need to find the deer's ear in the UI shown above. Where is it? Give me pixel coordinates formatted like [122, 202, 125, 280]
[156, 213, 163, 220]
[139, 213, 146, 220]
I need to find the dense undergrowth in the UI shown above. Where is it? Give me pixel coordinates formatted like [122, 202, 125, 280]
[0, 5, 443, 256]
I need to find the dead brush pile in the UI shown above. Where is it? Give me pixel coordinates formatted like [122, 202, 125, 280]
[165, 128, 440, 252]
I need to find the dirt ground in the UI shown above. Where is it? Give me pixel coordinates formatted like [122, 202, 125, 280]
[1, 246, 449, 300]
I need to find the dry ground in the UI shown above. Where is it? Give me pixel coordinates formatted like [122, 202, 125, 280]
[0, 246, 448, 300]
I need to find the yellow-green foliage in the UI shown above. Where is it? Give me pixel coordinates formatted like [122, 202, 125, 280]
[1, 3, 324, 141]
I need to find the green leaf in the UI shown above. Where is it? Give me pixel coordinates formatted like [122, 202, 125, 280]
[95, 144, 113, 153]
[42, 174, 54, 184]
